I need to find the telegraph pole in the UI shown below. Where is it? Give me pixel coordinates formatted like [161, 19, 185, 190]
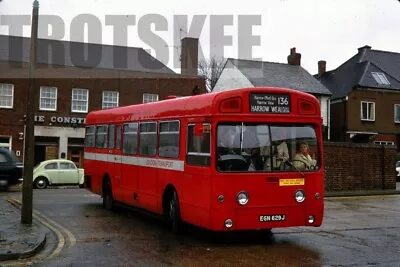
[21, 0, 39, 224]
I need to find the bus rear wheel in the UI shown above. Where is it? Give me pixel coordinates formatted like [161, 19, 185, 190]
[168, 191, 182, 235]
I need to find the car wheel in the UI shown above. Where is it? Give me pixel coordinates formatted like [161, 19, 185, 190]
[0, 180, 8, 192]
[168, 191, 183, 234]
[35, 177, 48, 189]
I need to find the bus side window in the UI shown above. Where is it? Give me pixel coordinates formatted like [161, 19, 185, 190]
[159, 120, 180, 158]
[139, 122, 157, 157]
[95, 125, 108, 149]
[108, 124, 115, 149]
[186, 124, 211, 166]
[115, 125, 121, 150]
[85, 126, 95, 148]
[123, 123, 138, 154]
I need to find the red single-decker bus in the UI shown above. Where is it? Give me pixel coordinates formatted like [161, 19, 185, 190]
[83, 87, 324, 234]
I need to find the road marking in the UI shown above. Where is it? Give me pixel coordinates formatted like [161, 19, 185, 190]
[6, 197, 76, 259]
[32, 209, 77, 248]
[325, 194, 400, 200]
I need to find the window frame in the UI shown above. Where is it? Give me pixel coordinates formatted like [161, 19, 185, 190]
[394, 104, 400, 123]
[122, 122, 139, 155]
[71, 88, 89, 113]
[139, 121, 158, 157]
[361, 101, 375, 121]
[115, 125, 122, 150]
[142, 93, 159, 103]
[374, 141, 394, 145]
[39, 86, 58, 111]
[108, 124, 115, 149]
[84, 126, 96, 148]
[95, 124, 108, 149]
[158, 120, 180, 158]
[0, 83, 14, 109]
[371, 72, 390, 86]
[0, 136, 12, 150]
[102, 90, 119, 109]
[186, 123, 212, 167]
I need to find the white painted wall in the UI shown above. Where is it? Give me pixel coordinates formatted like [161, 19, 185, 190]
[317, 95, 330, 139]
[212, 61, 254, 92]
[34, 126, 85, 158]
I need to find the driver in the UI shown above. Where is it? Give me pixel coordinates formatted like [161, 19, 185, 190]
[292, 142, 317, 170]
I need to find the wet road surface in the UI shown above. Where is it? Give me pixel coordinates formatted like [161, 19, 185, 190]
[3, 189, 400, 267]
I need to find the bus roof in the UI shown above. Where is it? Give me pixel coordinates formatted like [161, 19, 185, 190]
[85, 87, 320, 124]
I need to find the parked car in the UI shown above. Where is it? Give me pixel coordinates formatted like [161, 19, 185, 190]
[0, 148, 23, 191]
[33, 159, 84, 189]
[396, 161, 400, 182]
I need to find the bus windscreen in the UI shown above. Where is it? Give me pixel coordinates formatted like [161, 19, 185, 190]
[217, 123, 319, 173]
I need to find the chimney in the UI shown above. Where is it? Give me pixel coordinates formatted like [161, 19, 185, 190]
[181, 37, 198, 75]
[287, 47, 301, 66]
[357, 45, 371, 53]
[318, 60, 326, 75]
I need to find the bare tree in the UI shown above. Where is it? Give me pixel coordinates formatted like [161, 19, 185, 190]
[198, 56, 226, 92]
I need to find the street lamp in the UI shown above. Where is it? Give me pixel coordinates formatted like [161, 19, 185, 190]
[21, 0, 39, 225]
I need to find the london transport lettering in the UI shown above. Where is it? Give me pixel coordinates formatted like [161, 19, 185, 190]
[249, 93, 291, 114]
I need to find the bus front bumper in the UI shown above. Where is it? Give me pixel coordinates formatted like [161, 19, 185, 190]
[211, 205, 323, 231]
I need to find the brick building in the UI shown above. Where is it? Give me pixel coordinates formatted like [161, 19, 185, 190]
[0, 34, 205, 167]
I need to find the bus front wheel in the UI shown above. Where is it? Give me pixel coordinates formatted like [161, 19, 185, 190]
[102, 180, 114, 211]
[168, 191, 182, 235]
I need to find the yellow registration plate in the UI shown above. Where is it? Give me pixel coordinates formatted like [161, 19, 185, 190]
[279, 178, 305, 186]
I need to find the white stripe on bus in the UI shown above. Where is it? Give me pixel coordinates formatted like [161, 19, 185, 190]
[84, 152, 184, 172]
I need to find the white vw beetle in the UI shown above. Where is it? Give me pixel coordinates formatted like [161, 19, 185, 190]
[33, 159, 84, 189]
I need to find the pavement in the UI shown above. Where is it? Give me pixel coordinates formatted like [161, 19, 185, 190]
[0, 194, 47, 262]
[0, 182, 399, 263]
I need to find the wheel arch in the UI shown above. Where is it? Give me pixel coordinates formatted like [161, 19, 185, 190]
[162, 184, 178, 217]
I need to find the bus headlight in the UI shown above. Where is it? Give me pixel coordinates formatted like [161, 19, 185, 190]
[237, 191, 249, 205]
[295, 190, 305, 203]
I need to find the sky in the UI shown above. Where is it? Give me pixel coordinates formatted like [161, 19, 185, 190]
[0, 0, 399, 75]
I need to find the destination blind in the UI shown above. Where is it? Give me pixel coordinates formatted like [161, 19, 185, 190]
[249, 93, 291, 113]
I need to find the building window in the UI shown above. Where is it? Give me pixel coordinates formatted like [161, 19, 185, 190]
[374, 141, 394, 145]
[40, 86, 57, 111]
[0, 84, 14, 109]
[361, 101, 375, 121]
[143, 93, 158, 103]
[0, 136, 11, 150]
[394, 104, 400, 123]
[102, 91, 119, 109]
[371, 72, 390, 86]
[71, 88, 89, 113]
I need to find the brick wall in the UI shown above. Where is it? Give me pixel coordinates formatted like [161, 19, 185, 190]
[324, 142, 397, 191]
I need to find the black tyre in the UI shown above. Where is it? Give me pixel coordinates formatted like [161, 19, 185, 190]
[35, 177, 48, 189]
[168, 191, 182, 234]
[0, 180, 9, 192]
[102, 180, 114, 211]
